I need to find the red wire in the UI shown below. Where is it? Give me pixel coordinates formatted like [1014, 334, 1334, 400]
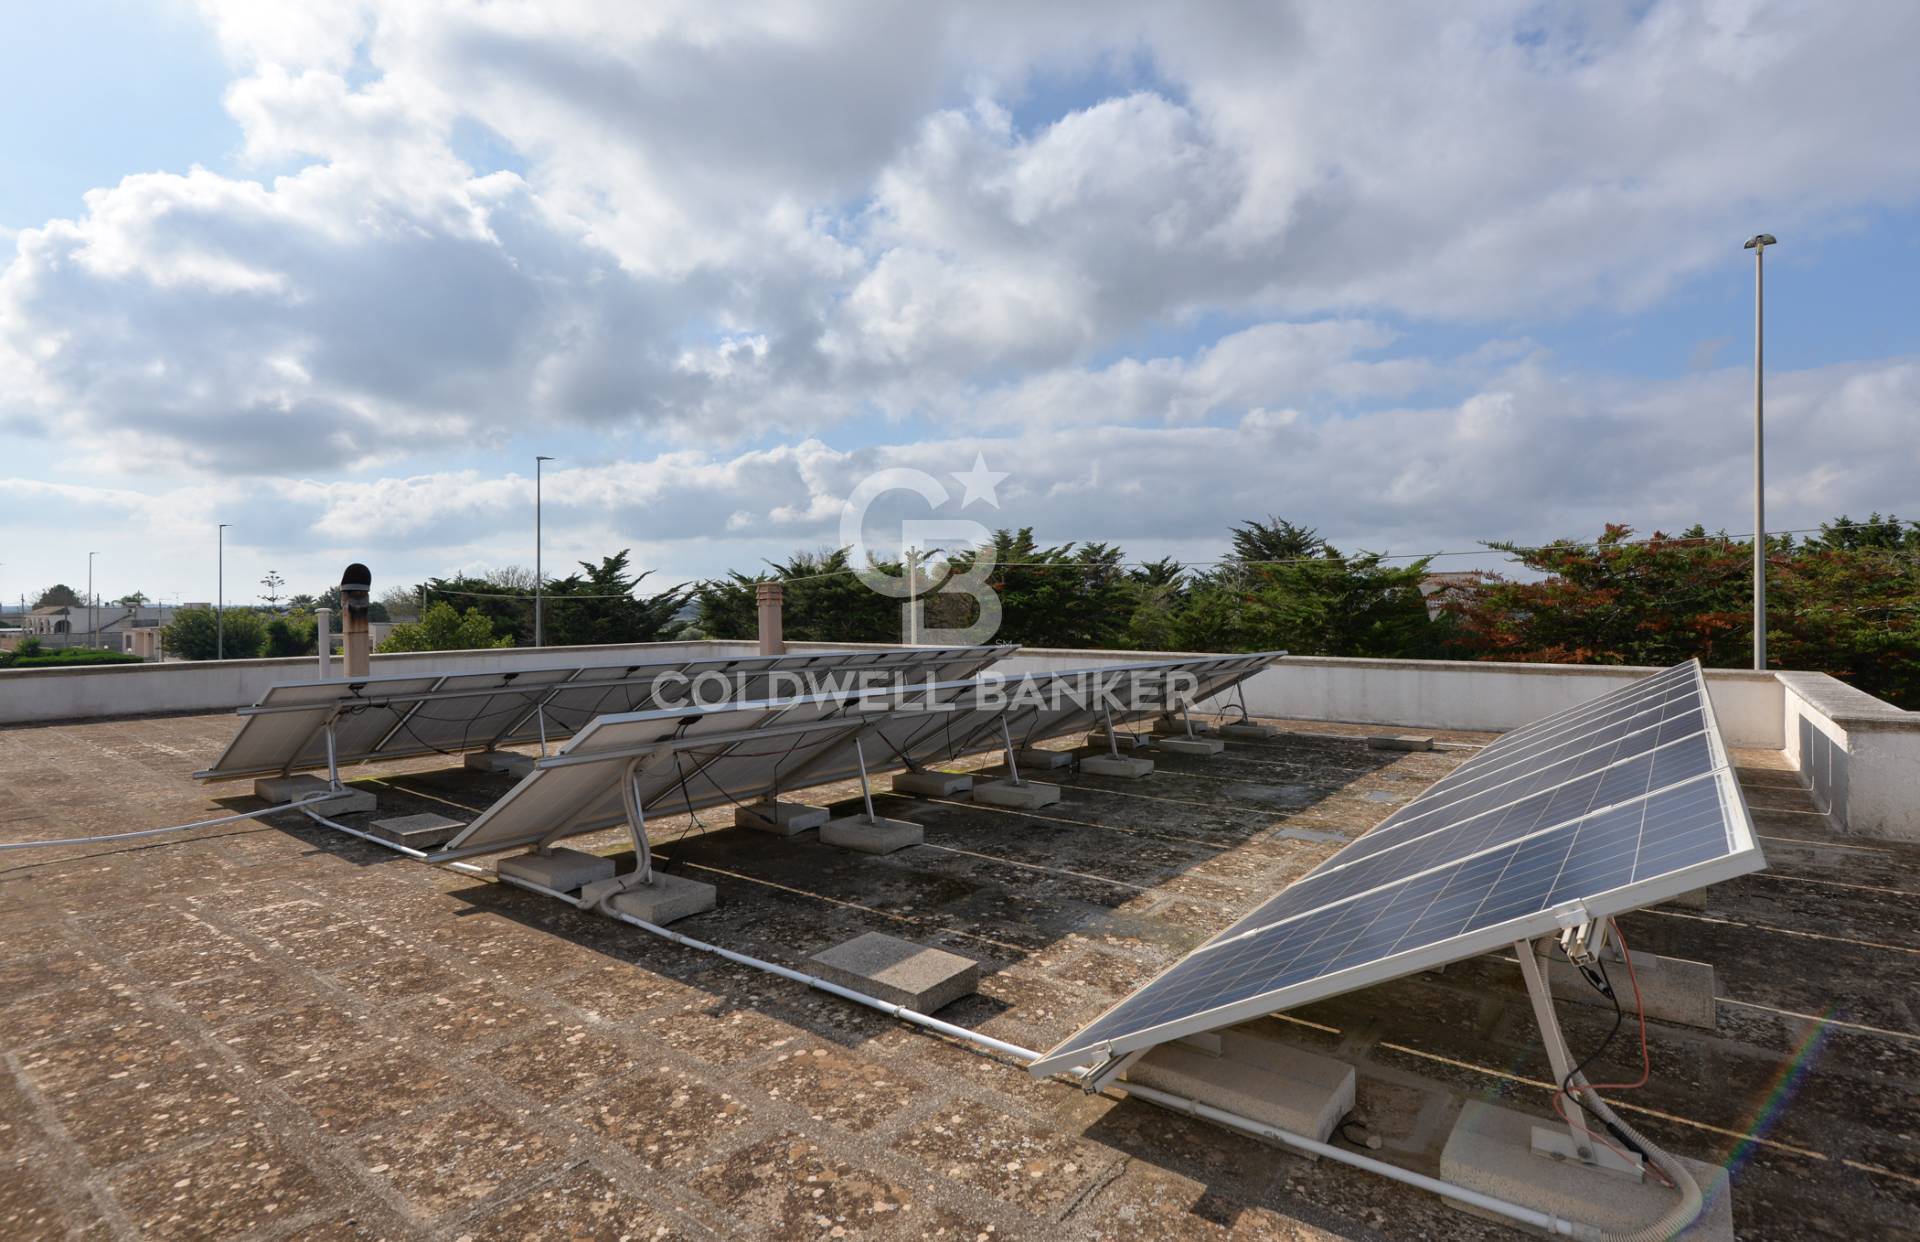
[1547, 921, 1669, 1184]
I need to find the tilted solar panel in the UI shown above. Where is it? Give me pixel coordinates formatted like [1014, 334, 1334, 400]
[195, 646, 1018, 781]
[438, 653, 1284, 858]
[1027, 659, 1762, 1077]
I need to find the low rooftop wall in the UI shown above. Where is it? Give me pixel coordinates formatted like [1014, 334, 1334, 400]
[3, 639, 1913, 840]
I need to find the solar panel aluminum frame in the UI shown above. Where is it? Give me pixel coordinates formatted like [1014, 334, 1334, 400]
[433, 653, 1285, 861]
[192, 645, 1018, 783]
[1026, 660, 1762, 1078]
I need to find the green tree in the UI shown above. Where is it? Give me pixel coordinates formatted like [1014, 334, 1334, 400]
[162, 606, 267, 660]
[1175, 523, 1438, 658]
[693, 548, 899, 642]
[262, 617, 317, 658]
[260, 570, 286, 611]
[1443, 521, 1920, 706]
[116, 591, 149, 608]
[376, 601, 513, 653]
[543, 550, 692, 646]
[34, 585, 80, 608]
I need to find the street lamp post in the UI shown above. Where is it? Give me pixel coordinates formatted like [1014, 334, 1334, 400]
[534, 456, 554, 647]
[1744, 233, 1776, 671]
[88, 552, 98, 649]
[217, 523, 230, 660]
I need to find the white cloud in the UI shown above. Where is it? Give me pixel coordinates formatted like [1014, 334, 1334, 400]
[6, 354, 1914, 605]
[2, 0, 1918, 600]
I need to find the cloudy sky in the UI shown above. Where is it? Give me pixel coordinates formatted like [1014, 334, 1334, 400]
[3, 1, 1918, 608]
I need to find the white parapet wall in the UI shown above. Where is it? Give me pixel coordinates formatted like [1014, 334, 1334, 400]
[995, 648, 1787, 749]
[4, 639, 1914, 840]
[0, 639, 733, 726]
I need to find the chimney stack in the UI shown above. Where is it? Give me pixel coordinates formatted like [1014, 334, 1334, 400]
[756, 582, 785, 656]
[340, 563, 372, 677]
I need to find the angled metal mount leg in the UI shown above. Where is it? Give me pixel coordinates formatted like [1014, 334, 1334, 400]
[1101, 705, 1121, 759]
[1515, 936, 1643, 1181]
[324, 714, 344, 792]
[853, 738, 878, 823]
[1000, 717, 1023, 786]
[579, 756, 656, 910]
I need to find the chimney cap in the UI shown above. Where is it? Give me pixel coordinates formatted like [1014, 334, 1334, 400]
[340, 563, 372, 590]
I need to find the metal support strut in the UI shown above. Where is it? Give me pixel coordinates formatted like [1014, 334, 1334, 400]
[324, 714, 343, 792]
[852, 737, 878, 823]
[1101, 703, 1121, 759]
[618, 756, 653, 884]
[1000, 716, 1023, 785]
[1514, 934, 1643, 1180]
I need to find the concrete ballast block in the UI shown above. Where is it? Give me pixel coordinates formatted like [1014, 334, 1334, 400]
[971, 780, 1062, 809]
[1124, 1033, 1355, 1145]
[1440, 1100, 1733, 1241]
[1080, 754, 1155, 779]
[733, 801, 830, 835]
[497, 847, 615, 893]
[808, 932, 980, 1012]
[465, 750, 536, 777]
[367, 812, 463, 850]
[1151, 716, 1213, 736]
[1154, 736, 1227, 757]
[820, 815, 923, 854]
[1087, 728, 1146, 750]
[1014, 748, 1074, 770]
[1367, 735, 1434, 752]
[607, 872, 717, 924]
[890, 771, 974, 798]
[255, 774, 376, 816]
[1533, 945, 1719, 1030]
[1216, 722, 1276, 740]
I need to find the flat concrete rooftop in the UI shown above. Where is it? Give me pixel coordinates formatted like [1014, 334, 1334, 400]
[1, 708, 1915, 1239]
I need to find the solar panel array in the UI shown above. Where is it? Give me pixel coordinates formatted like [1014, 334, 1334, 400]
[196, 646, 1016, 782]
[1027, 659, 1762, 1076]
[440, 653, 1283, 858]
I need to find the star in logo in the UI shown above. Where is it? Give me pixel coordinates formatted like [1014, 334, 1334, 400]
[950, 452, 1008, 509]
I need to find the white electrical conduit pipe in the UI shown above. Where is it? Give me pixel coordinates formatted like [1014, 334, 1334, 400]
[294, 807, 1674, 1241]
[0, 793, 340, 852]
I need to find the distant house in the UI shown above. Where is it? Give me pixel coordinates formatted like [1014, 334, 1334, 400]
[1417, 572, 1483, 621]
[23, 604, 186, 651]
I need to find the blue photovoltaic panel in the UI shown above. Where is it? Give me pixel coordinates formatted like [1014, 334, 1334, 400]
[1029, 659, 1762, 1077]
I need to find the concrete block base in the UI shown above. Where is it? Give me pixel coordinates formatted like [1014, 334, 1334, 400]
[1666, 887, 1709, 911]
[1015, 748, 1074, 770]
[1217, 722, 1276, 740]
[1153, 736, 1227, 757]
[367, 812, 463, 850]
[1441, 1100, 1733, 1241]
[464, 750, 536, 778]
[1367, 735, 1435, 752]
[607, 872, 717, 924]
[1152, 716, 1212, 736]
[497, 847, 616, 893]
[1124, 1026, 1355, 1145]
[808, 931, 980, 1012]
[1535, 946, 1718, 1029]
[733, 801, 830, 835]
[890, 770, 974, 798]
[820, 815, 923, 854]
[1081, 755, 1155, 779]
[255, 774, 376, 816]
[971, 780, 1062, 809]
[1087, 728, 1146, 750]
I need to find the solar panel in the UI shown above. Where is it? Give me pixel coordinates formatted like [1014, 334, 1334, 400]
[437, 653, 1284, 859]
[1026, 659, 1762, 1077]
[195, 646, 1018, 782]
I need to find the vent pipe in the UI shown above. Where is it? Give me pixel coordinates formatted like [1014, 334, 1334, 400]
[314, 608, 333, 678]
[756, 582, 785, 656]
[340, 563, 372, 677]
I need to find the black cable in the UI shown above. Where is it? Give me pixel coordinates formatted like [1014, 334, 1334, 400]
[1562, 954, 1652, 1162]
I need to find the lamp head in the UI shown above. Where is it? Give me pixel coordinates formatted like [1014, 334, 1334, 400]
[1744, 234, 1777, 250]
